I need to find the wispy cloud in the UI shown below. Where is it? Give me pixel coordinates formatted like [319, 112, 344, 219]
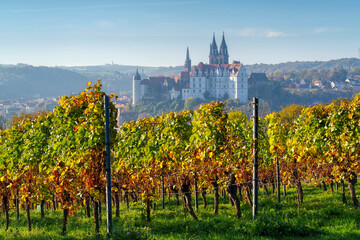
[265, 31, 285, 38]
[313, 27, 348, 34]
[142, 1, 202, 7]
[96, 20, 115, 28]
[5, 2, 201, 14]
[229, 28, 290, 38]
[313, 28, 328, 34]
[237, 29, 257, 37]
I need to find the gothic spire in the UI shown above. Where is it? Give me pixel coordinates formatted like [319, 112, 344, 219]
[186, 46, 190, 61]
[219, 32, 229, 64]
[219, 32, 228, 54]
[184, 46, 191, 72]
[212, 32, 216, 45]
[209, 32, 218, 64]
[134, 68, 141, 80]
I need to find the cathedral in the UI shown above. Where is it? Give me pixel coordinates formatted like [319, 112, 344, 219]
[133, 33, 248, 104]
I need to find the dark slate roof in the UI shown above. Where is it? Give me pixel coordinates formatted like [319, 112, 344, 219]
[248, 73, 269, 84]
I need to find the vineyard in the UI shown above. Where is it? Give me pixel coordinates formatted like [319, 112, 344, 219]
[1, 81, 360, 239]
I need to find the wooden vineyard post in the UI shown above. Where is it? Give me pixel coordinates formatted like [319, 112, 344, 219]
[16, 190, 19, 220]
[252, 97, 259, 219]
[276, 156, 281, 203]
[194, 172, 198, 212]
[162, 176, 165, 210]
[104, 95, 113, 234]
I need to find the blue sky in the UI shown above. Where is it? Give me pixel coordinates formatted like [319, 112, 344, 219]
[0, 0, 359, 66]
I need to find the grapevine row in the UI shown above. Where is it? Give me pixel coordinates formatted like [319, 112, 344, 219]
[1, 81, 360, 233]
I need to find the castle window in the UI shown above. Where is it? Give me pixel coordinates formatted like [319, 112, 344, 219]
[199, 83, 201, 88]
[193, 90, 195, 93]
[193, 83, 195, 88]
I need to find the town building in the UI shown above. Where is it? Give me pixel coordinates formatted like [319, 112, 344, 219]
[132, 33, 248, 104]
[248, 73, 269, 86]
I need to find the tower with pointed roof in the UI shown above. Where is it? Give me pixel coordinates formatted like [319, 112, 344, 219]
[132, 69, 142, 104]
[218, 32, 229, 64]
[209, 33, 219, 64]
[184, 47, 191, 72]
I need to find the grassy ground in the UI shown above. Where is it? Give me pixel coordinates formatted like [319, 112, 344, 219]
[0, 184, 360, 239]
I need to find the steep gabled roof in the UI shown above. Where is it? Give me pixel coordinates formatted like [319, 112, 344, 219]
[148, 76, 167, 84]
[140, 79, 150, 85]
[248, 73, 269, 82]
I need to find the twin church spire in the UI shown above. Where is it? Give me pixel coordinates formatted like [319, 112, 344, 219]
[184, 32, 229, 72]
[209, 32, 229, 64]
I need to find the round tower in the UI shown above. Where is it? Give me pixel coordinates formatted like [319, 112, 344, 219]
[132, 69, 142, 105]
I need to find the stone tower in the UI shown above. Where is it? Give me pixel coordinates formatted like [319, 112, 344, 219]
[209, 33, 219, 64]
[184, 47, 191, 72]
[218, 32, 229, 64]
[132, 69, 142, 105]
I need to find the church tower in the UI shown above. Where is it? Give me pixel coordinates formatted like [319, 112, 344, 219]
[218, 32, 229, 64]
[132, 69, 142, 105]
[209, 33, 219, 64]
[184, 47, 191, 72]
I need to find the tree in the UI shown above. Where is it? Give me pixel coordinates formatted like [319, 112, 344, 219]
[184, 97, 197, 110]
[277, 104, 304, 124]
[203, 90, 211, 100]
[222, 92, 230, 101]
[0, 115, 5, 130]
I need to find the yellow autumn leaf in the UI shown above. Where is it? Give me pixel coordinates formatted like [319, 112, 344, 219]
[86, 81, 92, 86]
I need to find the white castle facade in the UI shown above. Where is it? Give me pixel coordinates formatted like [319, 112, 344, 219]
[133, 33, 248, 104]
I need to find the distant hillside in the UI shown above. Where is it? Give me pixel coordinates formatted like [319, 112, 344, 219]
[62, 64, 184, 76]
[0, 65, 89, 99]
[1, 58, 359, 100]
[245, 58, 360, 73]
[63, 58, 360, 76]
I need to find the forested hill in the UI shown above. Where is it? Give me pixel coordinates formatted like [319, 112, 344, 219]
[1, 58, 360, 99]
[0, 65, 89, 99]
[245, 58, 360, 73]
[64, 58, 360, 75]
[0, 65, 136, 100]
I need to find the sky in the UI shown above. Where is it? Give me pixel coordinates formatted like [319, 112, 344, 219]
[0, 0, 359, 67]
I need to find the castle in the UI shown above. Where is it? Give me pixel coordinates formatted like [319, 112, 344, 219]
[133, 33, 248, 104]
